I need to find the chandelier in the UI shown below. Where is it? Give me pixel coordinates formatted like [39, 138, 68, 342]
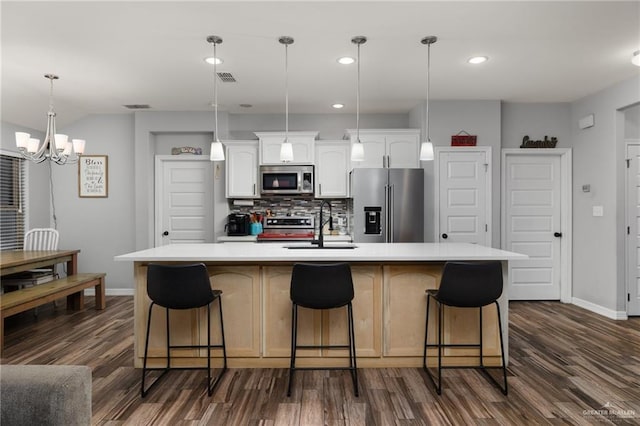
[15, 74, 86, 165]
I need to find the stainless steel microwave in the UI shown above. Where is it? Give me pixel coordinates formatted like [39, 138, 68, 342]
[260, 165, 314, 196]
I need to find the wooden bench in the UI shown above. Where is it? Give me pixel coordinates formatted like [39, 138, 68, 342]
[0, 273, 106, 349]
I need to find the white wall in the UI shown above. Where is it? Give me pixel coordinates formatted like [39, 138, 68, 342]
[571, 75, 640, 314]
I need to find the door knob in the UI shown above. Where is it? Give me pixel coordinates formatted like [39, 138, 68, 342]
[442, 233, 448, 239]
[554, 232, 562, 238]
[162, 231, 169, 236]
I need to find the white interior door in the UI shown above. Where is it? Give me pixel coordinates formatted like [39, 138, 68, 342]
[504, 154, 561, 300]
[155, 157, 214, 246]
[626, 143, 640, 315]
[435, 148, 491, 246]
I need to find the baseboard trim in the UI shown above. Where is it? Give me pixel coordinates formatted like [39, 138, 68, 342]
[84, 288, 134, 297]
[572, 297, 628, 320]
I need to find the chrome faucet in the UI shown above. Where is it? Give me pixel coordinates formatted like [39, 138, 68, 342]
[312, 200, 333, 247]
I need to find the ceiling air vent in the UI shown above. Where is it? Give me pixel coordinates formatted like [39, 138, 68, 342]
[123, 104, 151, 110]
[217, 72, 236, 83]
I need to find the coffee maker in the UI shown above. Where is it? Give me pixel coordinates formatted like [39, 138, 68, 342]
[226, 214, 250, 236]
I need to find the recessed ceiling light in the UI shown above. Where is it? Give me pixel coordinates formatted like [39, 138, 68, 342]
[239, 104, 253, 108]
[632, 50, 640, 67]
[337, 57, 355, 65]
[468, 56, 488, 65]
[332, 103, 344, 109]
[204, 57, 223, 65]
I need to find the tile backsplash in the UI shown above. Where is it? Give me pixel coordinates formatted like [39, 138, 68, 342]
[229, 198, 351, 233]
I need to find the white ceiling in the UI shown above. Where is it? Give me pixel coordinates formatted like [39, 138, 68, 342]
[2, 1, 639, 130]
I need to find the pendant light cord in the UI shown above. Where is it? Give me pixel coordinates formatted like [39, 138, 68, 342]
[213, 40, 220, 142]
[285, 42, 289, 142]
[356, 41, 360, 143]
[426, 42, 430, 142]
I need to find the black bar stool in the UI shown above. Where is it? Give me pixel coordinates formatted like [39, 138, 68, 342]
[423, 261, 508, 395]
[141, 263, 227, 397]
[288, 262, 359, 397]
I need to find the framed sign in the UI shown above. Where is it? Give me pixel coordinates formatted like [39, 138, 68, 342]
[78, 155, 108, 198]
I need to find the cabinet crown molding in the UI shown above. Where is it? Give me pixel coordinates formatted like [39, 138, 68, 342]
[254, 131, 319, 139]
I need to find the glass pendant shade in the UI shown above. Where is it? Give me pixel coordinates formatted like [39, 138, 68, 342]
[210, 141, 225, 161]
[72, 139, 86, 154]
[351, 142, 365, 162]
[280, 140, 294, 162]
[15, 132, 29, 149]
[419, 141, 434, 161]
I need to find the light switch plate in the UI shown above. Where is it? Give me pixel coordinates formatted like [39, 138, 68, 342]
[593, 205, 604, 217]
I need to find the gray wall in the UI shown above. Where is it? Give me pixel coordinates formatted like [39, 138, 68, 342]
[49, 114, 135, 290]
[626, 104, 640, 139]
[571, 76, 640, 313]
[501, 103, 571, 149]
[409, 100, 502, 245]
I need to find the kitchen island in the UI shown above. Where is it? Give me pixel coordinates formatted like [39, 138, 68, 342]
[115, 243, 526, 369]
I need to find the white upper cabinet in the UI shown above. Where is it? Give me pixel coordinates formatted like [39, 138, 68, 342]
[255, 131, 318, 165]
[226, 141, 259, 198]
[346, 129, 421, 168]
[315, 141, 350, 198]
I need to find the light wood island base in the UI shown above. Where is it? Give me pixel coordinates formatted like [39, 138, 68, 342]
[131, 260, 508, 369]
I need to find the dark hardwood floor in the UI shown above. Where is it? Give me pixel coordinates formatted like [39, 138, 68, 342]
[2, 296, 639, 425]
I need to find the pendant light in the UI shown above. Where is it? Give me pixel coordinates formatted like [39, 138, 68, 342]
[351, 36, 367, 162]
[279, 36, 294, 162]
[207, 35, 225, 161]
[420, 36, 437, 161]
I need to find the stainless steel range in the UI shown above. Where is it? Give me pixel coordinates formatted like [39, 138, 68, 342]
[257, 216, 315, 242]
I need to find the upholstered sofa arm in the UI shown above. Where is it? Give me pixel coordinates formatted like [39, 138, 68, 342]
[0, 365, 91, 425]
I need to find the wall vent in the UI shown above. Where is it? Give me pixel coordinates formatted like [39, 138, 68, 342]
[123, 104, 151, 109]
[217, 72, 236, 83]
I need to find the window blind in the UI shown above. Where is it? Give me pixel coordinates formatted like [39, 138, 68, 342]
[0, 154, 26, 250]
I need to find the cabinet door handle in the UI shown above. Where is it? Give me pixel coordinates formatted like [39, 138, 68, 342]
[253, 183, 256, 195]
[319, 183, 322, 196]
[442, 233, 448, 239]
[162, 231, 169, 236]
[554, 232, 562, 238]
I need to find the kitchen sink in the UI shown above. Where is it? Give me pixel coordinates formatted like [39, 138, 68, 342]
[286, 244, 357, 250]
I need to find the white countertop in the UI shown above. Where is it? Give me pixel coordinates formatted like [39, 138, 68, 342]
[115, 242, 527, 263]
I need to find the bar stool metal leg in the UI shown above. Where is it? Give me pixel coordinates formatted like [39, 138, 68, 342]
[287, 304, 298, 397]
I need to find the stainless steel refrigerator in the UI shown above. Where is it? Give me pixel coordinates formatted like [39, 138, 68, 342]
[351, 168, 424, 243]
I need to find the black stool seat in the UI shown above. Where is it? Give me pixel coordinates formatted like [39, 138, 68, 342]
[141, 263, 227, 397]
[423, 261, 508, 395]
[288, 263, 359, 397]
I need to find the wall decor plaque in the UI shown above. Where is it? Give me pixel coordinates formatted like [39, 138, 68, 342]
[78, 155, 108, 198]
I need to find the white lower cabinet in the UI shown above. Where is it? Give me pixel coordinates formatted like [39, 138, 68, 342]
[315, 141, 350, 198]
[226, 141, 258, 198]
